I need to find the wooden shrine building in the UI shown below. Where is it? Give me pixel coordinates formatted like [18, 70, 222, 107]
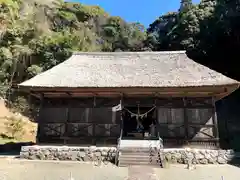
[18, 51, 239, 149]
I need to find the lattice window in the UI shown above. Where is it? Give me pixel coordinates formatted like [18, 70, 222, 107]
[67, 123, 93, 137]
[41, 123, 65, 136]
[189, 125, 214, 139]
[95, 124, 111, 136]
[109, 124, 121, 136]
[158, 124, 185, 138]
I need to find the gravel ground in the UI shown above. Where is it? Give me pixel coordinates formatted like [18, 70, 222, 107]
[154, 164, 240, 180]
[0, 159, 128, 180]
[0, 159, 240, 180]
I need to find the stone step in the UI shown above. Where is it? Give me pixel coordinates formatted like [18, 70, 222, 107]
[119, 150, 158, 154]
[120, 151, 153, 155]
[120, 150, 158, 154]
[119, 154, 157, 158]
[120, 147, 159, 151]
[119, 156, 159, 162]
[118, 160, 161, 167]
[121, 149, 161, 152]
[120, 152, 158, 157]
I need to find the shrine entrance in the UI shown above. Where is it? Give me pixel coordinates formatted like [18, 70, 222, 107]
[122, 106, 158, 140]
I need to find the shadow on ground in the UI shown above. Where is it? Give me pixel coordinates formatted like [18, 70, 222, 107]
[228, 154, 240, 168]
[0, 141, 35, 156]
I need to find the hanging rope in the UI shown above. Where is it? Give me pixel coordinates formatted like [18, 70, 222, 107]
[124, 106, 156, 119]
[124, 105, 156, 131]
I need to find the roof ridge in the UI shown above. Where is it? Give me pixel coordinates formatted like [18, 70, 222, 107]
[72, 51, 186, 56]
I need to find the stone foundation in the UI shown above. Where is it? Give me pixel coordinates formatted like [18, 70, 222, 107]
[20, 145, 238, 165]
[163, 149, 236, 164]
[20, 146, 117, 163]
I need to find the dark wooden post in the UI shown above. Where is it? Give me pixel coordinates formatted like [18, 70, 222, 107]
[64, 101, 70, 145]
[212, 96, 220, 148]
[92, 96, 96, 145]
[183, 97, 189, 144]
[154, 98, 160, 139]
[36, 93, 44, 144]
[120, 97, 124, 139]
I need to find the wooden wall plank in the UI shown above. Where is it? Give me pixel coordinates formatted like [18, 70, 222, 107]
[90, 108, 113, 124]
[40, 107, 67, 123]
[37, 97, 219, 146]
[69, 108, 87, 123]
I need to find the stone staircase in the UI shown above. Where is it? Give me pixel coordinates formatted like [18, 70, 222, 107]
[117, 139, 164, 167]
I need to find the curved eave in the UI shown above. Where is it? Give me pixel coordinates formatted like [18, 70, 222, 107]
[17, 83, 240, 100]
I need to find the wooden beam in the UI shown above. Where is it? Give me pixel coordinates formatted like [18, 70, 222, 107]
[30, 91, 41, 98]
[20, 84, 239, 93]
[39, 92, 225, 98]
[159, 123, 215, 128]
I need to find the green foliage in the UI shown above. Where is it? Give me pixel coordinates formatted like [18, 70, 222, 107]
[27, 65, 43, 78]
[0, 0, 146, 105]
[0, 0, 147, 118]
[146, 0, 240, 150]
[3, 115, 25, 139]
[146, 0, 240, 80]
[10, 96, 29, 114]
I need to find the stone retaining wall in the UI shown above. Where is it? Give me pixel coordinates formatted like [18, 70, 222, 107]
[20, 146, 238, 165]
[20, 146, 117, 163]
[163, 149, 236, 164]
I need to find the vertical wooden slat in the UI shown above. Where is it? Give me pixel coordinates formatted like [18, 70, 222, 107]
[63, 102, 70, 144]
[85, 108, 89, 123]
[89, 108, 95, 145]
[183, 98, 189, 143]
[212, 96, 219, 147]
[155, 107, 160, 138]
[112, 109, 116, 124]
[111, 107, 116, 138]
[120, 98, 123, 139]
[92, 100, 95, 145]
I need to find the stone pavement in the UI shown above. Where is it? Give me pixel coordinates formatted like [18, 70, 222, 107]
[128, 166, 159, 180]
[0, 159, 240, 180]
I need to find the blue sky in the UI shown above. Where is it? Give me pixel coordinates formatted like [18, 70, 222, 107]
[69, 0, 200, 27]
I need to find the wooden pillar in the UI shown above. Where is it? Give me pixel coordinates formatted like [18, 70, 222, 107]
[183, 97, 189, 144]
[156, 108, 162, 140]
[92, 96, 96, 145]
[64, 103, 70, 145]
[120, 98, 124, 139]
[28, 94, 32, 116]
[36, 94, 44, 144]
[154, 99, 160, 139]
[212, 96, 220, 147]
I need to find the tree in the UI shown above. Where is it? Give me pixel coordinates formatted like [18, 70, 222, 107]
[0, 0, 147, 111]
[147, 12, 179, 50]
[179, 0, 193, 13]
